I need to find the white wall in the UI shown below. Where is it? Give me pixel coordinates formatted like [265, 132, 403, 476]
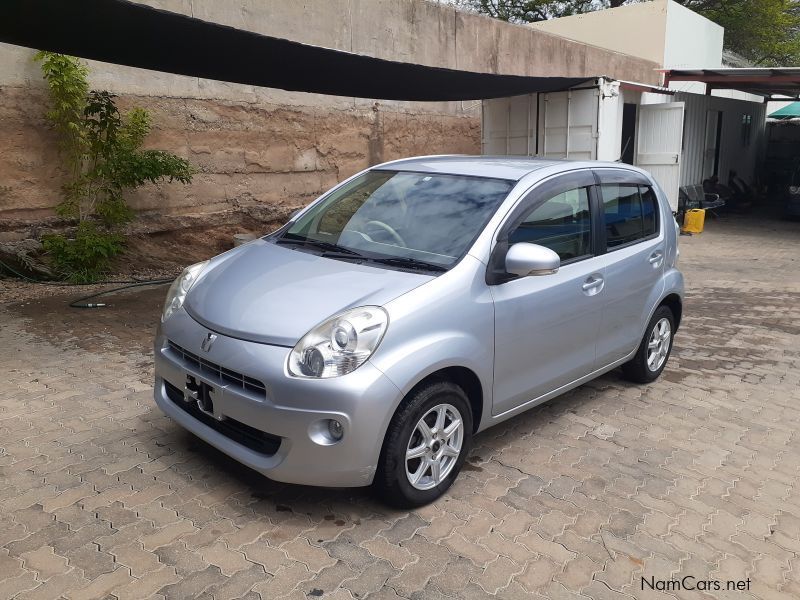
[663, 0, 723, 69]
[530, 0, 723, 71]
[530, 0, 668, 66]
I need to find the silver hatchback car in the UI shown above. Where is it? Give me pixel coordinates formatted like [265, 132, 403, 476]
[154, 156, 683, 507]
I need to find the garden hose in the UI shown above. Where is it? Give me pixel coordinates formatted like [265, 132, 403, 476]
[67, 279, 173, 309]
[0, 257, 176, 309]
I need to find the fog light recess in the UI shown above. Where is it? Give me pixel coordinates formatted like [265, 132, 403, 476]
[328, 419, 344, 441]
[309, 418, 346, 445]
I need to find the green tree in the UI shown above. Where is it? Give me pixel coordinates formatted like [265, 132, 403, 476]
[451, 0, 622, 22]
[456, 0, 800, 66]
[676, 0, 800, 66]
[34, 52, 194, 282]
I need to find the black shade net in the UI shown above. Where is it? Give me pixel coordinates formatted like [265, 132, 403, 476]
[0, 0, 592, 101]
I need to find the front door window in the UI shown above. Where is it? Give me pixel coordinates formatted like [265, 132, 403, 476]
[508, 187, 593, 263]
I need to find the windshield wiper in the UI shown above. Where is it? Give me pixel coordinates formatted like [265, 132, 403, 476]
[366, 256, 448, 272]
[276, 236, 445, 272]
[276, 236, 362, 256]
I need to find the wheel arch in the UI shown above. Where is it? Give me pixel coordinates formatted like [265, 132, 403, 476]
[403, 366, 484, 434]
[659, 293, 683, 330]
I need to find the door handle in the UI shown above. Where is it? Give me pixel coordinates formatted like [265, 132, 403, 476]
[582, 275, 604, 295]
[649, 251, 664, 266]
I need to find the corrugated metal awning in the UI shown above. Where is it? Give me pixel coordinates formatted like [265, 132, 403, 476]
[617, 80, 675, 95]
[0, 0, 593, 102]
[663, 68, 800, 100]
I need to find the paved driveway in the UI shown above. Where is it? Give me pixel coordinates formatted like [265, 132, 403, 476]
[1, 216, 799, 600]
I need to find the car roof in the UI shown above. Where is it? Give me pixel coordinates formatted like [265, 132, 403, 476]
[372, 155, 642, 181]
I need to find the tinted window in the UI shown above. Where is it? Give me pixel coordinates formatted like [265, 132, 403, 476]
[602, 184, 658, 249]
[640, 186, 658, 237]
[509, 187, 592, 261]
[284, 170, 513, 268]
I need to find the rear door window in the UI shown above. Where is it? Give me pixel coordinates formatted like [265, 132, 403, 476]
[640, 185, 658, 238]
[601, 184, 658, 249]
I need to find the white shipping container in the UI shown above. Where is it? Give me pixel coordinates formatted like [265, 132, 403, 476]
[481, 78, 686, 211]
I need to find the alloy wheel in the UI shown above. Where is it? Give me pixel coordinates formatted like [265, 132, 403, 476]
[646, 317, 672, 372]
[405, 403, 464, 490]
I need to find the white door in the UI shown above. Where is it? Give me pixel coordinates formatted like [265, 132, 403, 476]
[539, 88, 599, 160]
[480, 87, 604, 160]
[481, 95, 537, 155]
[635, 102, 685, 211]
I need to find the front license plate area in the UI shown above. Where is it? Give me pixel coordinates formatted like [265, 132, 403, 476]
[185, 374, 223, 420]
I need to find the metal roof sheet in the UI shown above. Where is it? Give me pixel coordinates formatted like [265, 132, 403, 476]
[663, 68, 800, 100]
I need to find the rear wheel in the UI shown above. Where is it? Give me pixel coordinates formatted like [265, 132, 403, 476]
[622, 305, 675, 383]
[374, 381, 473, 508]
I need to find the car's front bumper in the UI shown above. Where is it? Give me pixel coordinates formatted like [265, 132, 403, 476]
[153, 309, 403, 487]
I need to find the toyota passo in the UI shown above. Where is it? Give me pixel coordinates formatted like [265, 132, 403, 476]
[154, 156, 684, 507]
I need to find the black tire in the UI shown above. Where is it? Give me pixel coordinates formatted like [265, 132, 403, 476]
[374, 380, 473, 508]
[622, 305, 676, 384]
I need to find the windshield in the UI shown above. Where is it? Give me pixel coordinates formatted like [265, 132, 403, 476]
[279, 170, 514, 269]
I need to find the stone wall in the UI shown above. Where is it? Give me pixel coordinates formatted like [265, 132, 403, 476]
[0, 87, 480, 225]
[0, 0, 660, 232]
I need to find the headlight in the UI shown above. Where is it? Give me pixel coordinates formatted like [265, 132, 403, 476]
[162, 261, 208, 322]
[790, 186, 800, 195]
[288, 306, 388, 378]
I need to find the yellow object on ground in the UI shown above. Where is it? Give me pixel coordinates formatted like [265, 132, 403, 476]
[682, 208, 705, 234]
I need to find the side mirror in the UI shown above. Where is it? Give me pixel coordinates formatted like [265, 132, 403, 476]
[505, 243, 560, 277]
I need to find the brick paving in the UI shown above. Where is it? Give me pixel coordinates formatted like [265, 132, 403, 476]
[1, 215, 799, 600]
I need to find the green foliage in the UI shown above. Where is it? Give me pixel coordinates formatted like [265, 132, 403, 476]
[677, 0, 800, 66]
[457, 0, 800, 66]
[34, 52, 89, 181]
[452, 0, 625, 23]
[34, 52, 194, 281]
[42, 222, 124, 283]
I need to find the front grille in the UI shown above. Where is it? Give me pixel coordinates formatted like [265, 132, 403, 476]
[167, 340, 266, 398]
[164, 381, 281, 456]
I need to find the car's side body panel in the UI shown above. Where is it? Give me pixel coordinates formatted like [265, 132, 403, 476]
[370, 254, 496, 431]
[592, 168, 668, 365]
[470, 163, 682, 424]
[489, 256, 606, 416]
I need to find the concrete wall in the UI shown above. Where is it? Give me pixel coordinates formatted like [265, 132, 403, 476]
[530, 0, 723, 71]
[0, 0, 660, 230]
[530, 1, 669, 66]
[663, 0, 723, 69]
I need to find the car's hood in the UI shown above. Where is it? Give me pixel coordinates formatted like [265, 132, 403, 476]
[184, 239, 433, 346]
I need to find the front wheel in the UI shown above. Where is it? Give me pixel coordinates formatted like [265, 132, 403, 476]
[622, 305, 675, 383]
[374, 381, 473, 508]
